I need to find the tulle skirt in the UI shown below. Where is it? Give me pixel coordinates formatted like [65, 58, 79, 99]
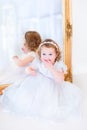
[0, 72, 82, 121]
[0, 66, 28, 84]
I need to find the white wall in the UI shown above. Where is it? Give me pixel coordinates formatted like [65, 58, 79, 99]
[72, 0, 87, 75]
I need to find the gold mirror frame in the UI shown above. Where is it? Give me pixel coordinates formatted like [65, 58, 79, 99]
[63, 0, 72, 82]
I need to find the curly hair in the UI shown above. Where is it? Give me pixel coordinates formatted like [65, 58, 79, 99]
[37, 39, 61, 62]
[25, 31, 42, 52]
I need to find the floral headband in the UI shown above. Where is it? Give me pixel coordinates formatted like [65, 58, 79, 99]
[38, 41, 59, 50]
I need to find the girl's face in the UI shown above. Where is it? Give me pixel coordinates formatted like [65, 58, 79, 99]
[40, 46, 57, 64]
[21, 43, 29, 53]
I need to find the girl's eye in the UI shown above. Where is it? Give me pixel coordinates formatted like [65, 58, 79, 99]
[49, 54, 52, 55]
[42, 53, 46, 55]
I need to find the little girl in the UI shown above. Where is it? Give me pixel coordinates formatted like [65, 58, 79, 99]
[12, 31, 42, 67]
[0, 31, 42, 85]
[0, 39, 82, 121]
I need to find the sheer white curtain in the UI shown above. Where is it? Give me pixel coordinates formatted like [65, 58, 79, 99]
[0, 0, 63, 73]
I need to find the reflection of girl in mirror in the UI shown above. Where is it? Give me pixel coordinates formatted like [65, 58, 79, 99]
[0, 31, 42, 84]
[13, 31, 42, 66]
[0, 39, 82, 121]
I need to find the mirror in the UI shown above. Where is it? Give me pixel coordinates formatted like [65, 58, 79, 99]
[0, 0, 72, 82]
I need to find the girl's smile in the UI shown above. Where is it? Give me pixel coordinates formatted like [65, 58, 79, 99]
[41, 46, 57, 64]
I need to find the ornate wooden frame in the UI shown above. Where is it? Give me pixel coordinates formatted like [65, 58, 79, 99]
[63, 0, 72, 82]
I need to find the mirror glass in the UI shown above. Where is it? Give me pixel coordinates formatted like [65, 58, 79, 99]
[0, 0, 63, 72]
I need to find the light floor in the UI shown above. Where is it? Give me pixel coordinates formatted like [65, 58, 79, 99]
[0, 74, 87, 130]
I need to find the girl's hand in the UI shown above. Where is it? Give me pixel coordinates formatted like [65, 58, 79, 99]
[43, 60, 53, 70]
[25, 67, 37, 76]
[12, 56, 19, 60]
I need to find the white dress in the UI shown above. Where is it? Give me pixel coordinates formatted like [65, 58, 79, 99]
[0, 58, 82, 121]
[0, 51, 36, 84]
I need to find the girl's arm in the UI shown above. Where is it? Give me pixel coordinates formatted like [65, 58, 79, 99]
[12, 55, 34, 67]
[44, 61, 64, 83]
[25, 66, 37, 76]
[25, 58, 38, 76]
[49, 66, 64, 83]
